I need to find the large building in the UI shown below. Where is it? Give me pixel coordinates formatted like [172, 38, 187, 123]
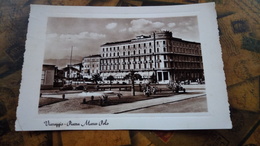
[100, 31, 204, 84]
[82, 54, 101, 79]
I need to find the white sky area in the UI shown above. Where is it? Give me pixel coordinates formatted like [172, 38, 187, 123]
[44, 16, 200, 61]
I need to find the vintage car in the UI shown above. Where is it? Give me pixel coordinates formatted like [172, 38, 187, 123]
[142, 85, 158, 97]
[167, 81, 186, 93]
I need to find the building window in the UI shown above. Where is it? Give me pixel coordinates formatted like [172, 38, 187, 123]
[158, 72, 162, 81]
[164, 62, 168, 68]
[163, 72, 168, 80]
[41, 71, 45, 85]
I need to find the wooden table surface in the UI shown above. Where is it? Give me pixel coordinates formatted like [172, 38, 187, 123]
[0, 0, 259, 145]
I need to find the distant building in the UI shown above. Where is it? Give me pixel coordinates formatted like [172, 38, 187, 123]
[100, 31, 204, 84]
[82, 54, 101, 79]
[62, 63, 82, 79]
[41, 64, 57, 89]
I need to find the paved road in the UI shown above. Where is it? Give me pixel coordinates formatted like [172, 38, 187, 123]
[126, 95, 207, 113]
[39, 84, 207, 114]
[65, 90, 206, 114]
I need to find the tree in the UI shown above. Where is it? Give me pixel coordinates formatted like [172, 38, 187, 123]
[150, 72, 157, 83]
[91, 73, 102, 84]
[54, 70, 65, 87]
[124, 71, 142, 96]
[106, 75, 115, 90]
[106, 75, 115, 85]
[54, 70, 65, 82]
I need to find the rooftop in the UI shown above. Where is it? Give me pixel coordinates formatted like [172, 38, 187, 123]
[101, 31, 200, 46]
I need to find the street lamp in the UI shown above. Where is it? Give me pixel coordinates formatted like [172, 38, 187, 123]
[69, 46, 73, 84]
[130, 69, 136, 96]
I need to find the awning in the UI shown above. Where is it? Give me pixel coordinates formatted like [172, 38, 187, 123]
[100, 73, 110, 77]
[115, 72, 128, 79]
[136, 71, 153, 78]
[83, 75, 92, 78]
[101, 72, 155, 79]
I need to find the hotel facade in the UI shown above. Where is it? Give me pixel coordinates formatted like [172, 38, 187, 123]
[82, 54, 101, 79]
[100, 31, 204, 84]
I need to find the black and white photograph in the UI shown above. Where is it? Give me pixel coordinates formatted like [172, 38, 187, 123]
[16, 3, 232, 131]
[39, 16, 206, 114]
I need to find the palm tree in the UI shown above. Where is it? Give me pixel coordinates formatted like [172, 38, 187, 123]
[124, 71, 142, 96]
[106, 75, 115, 90]
[91, 73, 102, 84]
[150, 72, 157, 83]
[106, 75, 115, 85]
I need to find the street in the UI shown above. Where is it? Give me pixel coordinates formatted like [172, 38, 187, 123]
[39, 84, 207, 114]
[126, 95, 207, 113]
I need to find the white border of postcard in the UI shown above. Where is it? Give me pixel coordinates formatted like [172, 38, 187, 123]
[16, 3, 232, 131]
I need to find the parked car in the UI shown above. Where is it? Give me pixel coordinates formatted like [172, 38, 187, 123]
[167, 81, 186, 93]
[142, 84, 158, 97]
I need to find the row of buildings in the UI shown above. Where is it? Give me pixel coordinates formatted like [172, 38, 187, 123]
[41, 64, 82, 89]
[98, 31, 204, 84]
[41, 31, 204, 89]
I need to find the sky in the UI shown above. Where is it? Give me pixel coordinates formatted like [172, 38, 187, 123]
[44, 16, 200, 64]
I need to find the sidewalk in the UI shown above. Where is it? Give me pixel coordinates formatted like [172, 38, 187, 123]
[39, 84, 206, 114]
[66, 90, 206, 114]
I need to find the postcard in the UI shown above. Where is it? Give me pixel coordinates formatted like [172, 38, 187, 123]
[16, 3, 232, 131]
